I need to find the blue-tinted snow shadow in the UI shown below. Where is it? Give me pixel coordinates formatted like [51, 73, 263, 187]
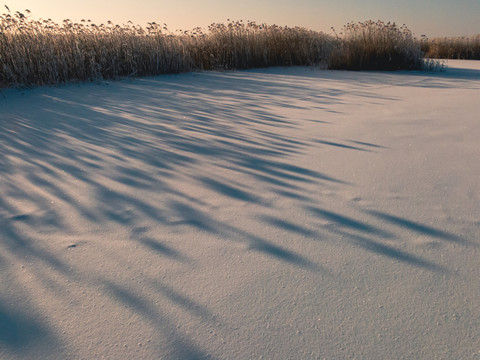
[2, 65, 468, 358]
[0, 300, 64, 358]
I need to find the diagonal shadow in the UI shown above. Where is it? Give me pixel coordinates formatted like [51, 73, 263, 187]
[332, 229, 447, 273]
[314, 140, 371, 152]
[306, 206, 394, 238]
[224, 226, 327, 273]
[0, 300, 64, 357]
[137, 237, 190, 263]
[1, 67, 404, 358]
[260, 215, 318, 237]
[104, 281, 216, 360]
[148, 281, 217, 322]
[1, 217, 71, 275]
[347, 140, 387, 149]
[366, 210, 470, 245]
[248, 237, 322, 272]
[197, 177, 263, 204]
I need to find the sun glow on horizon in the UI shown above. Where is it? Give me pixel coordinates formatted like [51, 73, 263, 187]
[5, 0, 479, 37]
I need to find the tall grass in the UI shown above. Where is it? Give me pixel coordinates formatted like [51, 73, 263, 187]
[328, 21, 423, 70]
[0, 11, 192, 86]
[1, 8, 434, 88]
[191, 21, 333, 70]
[421, 35, 480, 60]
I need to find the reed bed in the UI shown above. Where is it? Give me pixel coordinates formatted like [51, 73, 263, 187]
[0, 11, 192, 87]
[328, 20, 423, 70]
[421, 35, 480, 60]
[192, 21, 334, 70]
[1, 8, 437, 88]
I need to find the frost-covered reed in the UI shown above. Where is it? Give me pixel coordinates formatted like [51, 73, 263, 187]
[421, 35, 480, 60]
[1, 8, 442, 88]
[328, 20, 424, 70]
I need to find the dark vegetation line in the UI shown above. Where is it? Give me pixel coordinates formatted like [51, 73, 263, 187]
[421, 35, 480, 60]
[0, 7, 475, 88]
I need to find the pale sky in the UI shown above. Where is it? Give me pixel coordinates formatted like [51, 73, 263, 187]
[5, 0, 479, 37]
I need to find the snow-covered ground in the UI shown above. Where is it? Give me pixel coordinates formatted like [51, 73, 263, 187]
[1, 60, 479, 359]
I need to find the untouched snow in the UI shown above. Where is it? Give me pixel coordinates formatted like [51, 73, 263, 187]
[0, 60, 479, 359]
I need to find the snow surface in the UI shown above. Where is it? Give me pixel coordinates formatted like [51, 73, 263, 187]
[0, 60, 479, 359]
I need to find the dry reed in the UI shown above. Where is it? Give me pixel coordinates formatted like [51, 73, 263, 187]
[421, 35, 480, 60]
[328, 20, 424, 70]
[0, 8, 441, 88]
